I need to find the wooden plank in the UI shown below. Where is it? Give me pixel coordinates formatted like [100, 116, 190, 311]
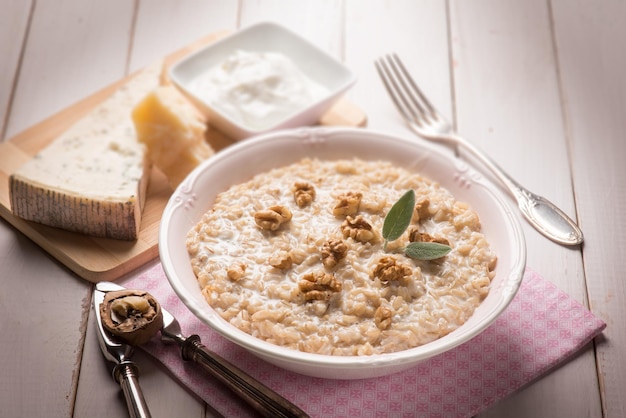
[0, 0, 32, 142]
[129, 0, 240, 71]
[446, 1, 599, 416]
[0, 222, 92, 417]
[344, 0, 452, 137]
[0, 1, 135, 416]
[551, 0, 626, 416]
[239, 0, 345, 58]
[449, 0, 587, 301]
[3, 0, 136, 140]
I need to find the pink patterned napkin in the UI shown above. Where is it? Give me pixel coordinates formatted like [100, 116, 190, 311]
[123, 264, 605, 418]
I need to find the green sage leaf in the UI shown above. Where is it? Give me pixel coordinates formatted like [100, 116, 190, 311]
[405, 242, 452, 260]
[382, 190, 415, 241]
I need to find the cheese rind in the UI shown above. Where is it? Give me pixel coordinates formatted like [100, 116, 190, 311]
[132, 85, 213, 189]
[10, 179, 141, 240]
[9, 65, 160, 240]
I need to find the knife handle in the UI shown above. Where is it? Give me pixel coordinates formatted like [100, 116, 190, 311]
[181, 335, 309, 418]
[113, 361, 152, 418]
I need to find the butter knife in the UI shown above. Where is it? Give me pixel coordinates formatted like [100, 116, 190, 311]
[93, 283, 152, 418]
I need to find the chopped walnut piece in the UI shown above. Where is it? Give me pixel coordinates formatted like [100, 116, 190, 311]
[407, 227, 450, 246]
[321, 239, 348, 269]
[374, 306, 393, 330]
[254, 205, 292, 231]
[333, 191, 363, 216]
[371, 256, 412, 282]
[226, 263, 246, 281]
[298, 271, 342, 301]
[341, 215, 376, 243]
[293, 182, 316, 208]
[413, 198, 431, 223]
[268, 250, 293, 270]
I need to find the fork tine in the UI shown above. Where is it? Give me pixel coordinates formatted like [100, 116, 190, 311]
[376, 53, 446, 130]
[375, 55, 416, 123]
[384, 54, 430, 122]
[388, 53, 438, 117]
[376, 54, 436, 128]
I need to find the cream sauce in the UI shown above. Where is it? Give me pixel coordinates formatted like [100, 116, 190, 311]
[189, 50, 329, 131]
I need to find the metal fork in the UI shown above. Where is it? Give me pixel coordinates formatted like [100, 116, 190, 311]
[375, 53, 583, 246]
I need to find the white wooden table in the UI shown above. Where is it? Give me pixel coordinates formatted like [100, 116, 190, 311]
[1, 1, 624, 417]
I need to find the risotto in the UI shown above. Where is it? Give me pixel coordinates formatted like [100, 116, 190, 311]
[186, 158, 497, 356]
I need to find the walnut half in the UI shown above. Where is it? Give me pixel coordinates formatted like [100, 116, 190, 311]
[374, 306, 393, 330]
[293, 182, 316, 208]
[100, 289, 163, 346]
[341, 215, 376, 243]
[321, 239, 348, 269]
[298, 271, 342, 301]
[333, 191, 362, 216]
[413, 198, 431, 223]
[371, 256, 412, 282]
[407, 227, 450, 246]
[254, 205, 292, 231]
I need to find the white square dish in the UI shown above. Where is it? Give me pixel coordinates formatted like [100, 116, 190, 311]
[169, 22, 357, 140]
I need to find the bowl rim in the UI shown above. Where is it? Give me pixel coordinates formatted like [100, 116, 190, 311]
[159, 126, 527, 371]
[168, 21, 357, 136]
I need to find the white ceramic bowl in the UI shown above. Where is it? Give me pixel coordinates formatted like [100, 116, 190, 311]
[159, 127, 526, 379]
[169, 22, 356, 140]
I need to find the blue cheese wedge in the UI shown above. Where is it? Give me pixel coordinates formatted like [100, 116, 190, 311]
[9, 64, 161, 240]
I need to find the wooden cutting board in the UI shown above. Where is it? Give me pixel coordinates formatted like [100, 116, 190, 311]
[0, 31, 367, 283]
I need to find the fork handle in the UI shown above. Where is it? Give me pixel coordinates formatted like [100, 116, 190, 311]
[448, 132, 584, 246]
[181, 335, 309, 418]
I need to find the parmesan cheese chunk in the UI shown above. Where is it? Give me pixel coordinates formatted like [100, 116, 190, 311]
[9, 65, 161, 241]
[132, 85, 213, 189]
